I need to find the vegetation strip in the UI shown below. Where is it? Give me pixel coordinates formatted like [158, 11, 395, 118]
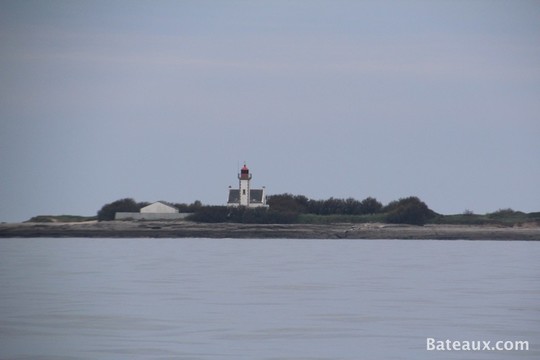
[93, 195, 540, 227]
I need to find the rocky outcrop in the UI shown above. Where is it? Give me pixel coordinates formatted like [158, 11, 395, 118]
[1, 221, 540, 240]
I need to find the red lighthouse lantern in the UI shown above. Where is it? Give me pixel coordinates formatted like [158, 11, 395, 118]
[239, 164, 252, 180]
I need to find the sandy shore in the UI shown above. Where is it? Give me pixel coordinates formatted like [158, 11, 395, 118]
[1, 221, 540, 240]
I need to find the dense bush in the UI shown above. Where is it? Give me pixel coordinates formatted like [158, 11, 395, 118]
[384, 196, 436, 225]
[97, 198, 148, 221]
[267, 194, 308, 213]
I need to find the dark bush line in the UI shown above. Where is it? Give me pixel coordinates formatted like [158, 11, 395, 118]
[267, 194, 383, 215]
[267, 194, 435, 225]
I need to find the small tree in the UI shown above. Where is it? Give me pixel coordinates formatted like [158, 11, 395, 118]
[359, 197, 383, 214]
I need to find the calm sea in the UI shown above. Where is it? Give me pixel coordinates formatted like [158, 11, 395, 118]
[0, 238, 538, 360]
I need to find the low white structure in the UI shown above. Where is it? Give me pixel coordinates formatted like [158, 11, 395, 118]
[115, 201, 189, 220]
[140, 201, 178, 213]
[227, 164, 268, 208]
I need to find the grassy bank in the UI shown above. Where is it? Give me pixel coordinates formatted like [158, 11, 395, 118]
[25, 215, 97, 223]
[297, 213, 387, 224]
[430, 211, 540, 227]
[297, 211, 540, 227]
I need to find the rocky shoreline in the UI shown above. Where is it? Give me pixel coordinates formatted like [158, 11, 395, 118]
[1, 221, 540, 240]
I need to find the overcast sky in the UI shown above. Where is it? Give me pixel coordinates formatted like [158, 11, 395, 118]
[1, 0, 539, 222]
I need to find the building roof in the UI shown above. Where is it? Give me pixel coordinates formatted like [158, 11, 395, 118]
[250, 189, 264, 203]
[227, 189, 265, 204]
[228, 189, 240, 204]
[140, 201, 179, 213]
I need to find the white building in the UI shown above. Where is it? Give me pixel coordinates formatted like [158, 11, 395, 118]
[227, 164, 268, 208]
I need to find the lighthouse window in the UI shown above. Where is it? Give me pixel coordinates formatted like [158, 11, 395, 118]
[242, 189, 246, 195]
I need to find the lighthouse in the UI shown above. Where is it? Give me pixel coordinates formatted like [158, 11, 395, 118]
[227, 163, 268, 208]
[238, 164, 252, 206]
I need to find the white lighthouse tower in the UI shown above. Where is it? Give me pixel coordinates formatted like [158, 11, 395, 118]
[238, 163, 252, 206]
[227, 163, 268, 207]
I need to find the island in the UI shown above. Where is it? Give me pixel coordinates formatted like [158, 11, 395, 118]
[2, 194, 539, 240]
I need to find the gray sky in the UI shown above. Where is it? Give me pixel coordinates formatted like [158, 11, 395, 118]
[1, 0, 539, 222]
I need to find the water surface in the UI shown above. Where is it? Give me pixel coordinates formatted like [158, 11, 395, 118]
[0, 238, 538, 359]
